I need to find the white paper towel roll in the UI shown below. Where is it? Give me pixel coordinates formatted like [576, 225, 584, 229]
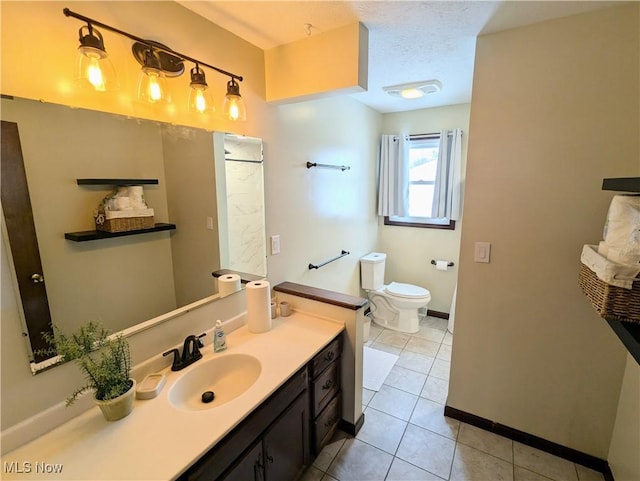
[246, 280, 272, 333]
[436, 260, 449, 271]
[217, 274, 241, 298]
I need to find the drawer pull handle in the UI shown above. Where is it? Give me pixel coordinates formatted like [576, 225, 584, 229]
[322, 379, 334, 390]
[324, 351, 336, 362]
[324, 416, 337, 428]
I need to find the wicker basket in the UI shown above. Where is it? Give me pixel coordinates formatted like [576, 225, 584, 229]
[578, 263, 640, 323]
[96, 216, 154, 233]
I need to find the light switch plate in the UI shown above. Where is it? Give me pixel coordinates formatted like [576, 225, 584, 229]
[474, 242, 491, 263]
[270, 235, 281, 255]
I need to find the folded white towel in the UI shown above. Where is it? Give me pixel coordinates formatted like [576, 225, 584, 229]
[581, 244, 640, 290]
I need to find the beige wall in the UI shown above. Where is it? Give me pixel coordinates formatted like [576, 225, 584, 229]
[449, 4, 638, 459]
[263, 95, 382, 296]
[380, 103, 471, 313]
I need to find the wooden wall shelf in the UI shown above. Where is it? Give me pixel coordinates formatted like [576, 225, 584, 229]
[601, 177, 640, 192]
[64, 223, 176, 242]
[76, 179, 159, 186]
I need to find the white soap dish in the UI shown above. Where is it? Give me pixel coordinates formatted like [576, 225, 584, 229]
[136, 373, 166, 399]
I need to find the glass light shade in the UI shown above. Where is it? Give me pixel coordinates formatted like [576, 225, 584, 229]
[189, 85, 214, 113]
[137, 67, 168, 103]
[76, 45, 116, 92]
[223, 94, 246, 121]
[222, 79, 246, 121]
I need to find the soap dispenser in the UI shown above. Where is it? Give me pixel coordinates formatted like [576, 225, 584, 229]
[213, 320, 227, 352]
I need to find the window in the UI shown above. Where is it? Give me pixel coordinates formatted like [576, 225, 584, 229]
[384, 134, 456, 229]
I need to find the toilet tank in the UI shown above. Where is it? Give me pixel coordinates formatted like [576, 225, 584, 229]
[360, 252, 386, 290]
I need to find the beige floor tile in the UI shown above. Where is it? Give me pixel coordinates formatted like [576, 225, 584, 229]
[575, 465, 605, 481]
[377, 329, 412, 349]
[301, 466, 326, 481]
[514, 443, 578, 481]
[436, 343, 452, 361]
[410, 397, 460, 440]
[443, 331, 454, 346]
[313, 432, 348, 471]
[514, 466, 555, 480]
[405, 337, 441, 357]
[457, 423, 513, 462]
[396, 351, 435, 374]
[429, 359, 451, 381]
[386, 458, 444, 480]
[396, 424, 456, 479]
[414, 325, 446, 343]
[327, 438, 393, 481]
[363, 387, 375, 406]
[370, 341, 403, 356]
[451, 443, 514, 481]
[420, 376, 449, 404]
[357, 407, 407, 454]
[421, 317, 448, 331]
[369, 384, 418, 421]
[384, 365, 428, 395]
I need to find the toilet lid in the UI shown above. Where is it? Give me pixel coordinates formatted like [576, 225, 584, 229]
[385, 282, 429, 299]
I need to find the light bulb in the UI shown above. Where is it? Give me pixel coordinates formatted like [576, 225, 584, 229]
[188, 66, 214, 114]
[137, 66, 168, 104]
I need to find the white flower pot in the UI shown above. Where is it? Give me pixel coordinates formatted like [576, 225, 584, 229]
[94, 379, 136, 421]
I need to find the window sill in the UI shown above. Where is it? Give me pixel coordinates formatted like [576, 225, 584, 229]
[384, 216, 455, 230]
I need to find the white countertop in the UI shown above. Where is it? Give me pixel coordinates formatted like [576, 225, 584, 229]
[1, 313, 344, 481]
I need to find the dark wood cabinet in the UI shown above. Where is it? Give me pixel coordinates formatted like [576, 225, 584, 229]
[178, 332, 343, 481]
[310, 335, 342, 455]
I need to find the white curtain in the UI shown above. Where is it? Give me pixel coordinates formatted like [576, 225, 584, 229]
[432, 129, 463, 221]
[377, 134, 409, 217]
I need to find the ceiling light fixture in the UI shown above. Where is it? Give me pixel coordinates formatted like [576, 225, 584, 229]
[383, 80, 442, 99]
[63, 7, 246, 120]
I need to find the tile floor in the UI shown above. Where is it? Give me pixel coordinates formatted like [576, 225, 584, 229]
[301, 316, 606, 481]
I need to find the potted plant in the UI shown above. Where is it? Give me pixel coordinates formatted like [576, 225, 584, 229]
[41, 321, 135, 421]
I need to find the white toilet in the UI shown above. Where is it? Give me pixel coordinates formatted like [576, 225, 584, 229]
[360, 252, 431, 334]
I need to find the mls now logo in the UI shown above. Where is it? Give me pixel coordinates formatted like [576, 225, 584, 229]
[4, 461, 63, 474]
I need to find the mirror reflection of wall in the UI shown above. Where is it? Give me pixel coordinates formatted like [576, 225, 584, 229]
[0, 97, 266, 372]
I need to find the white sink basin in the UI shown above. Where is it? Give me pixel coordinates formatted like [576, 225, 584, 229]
[168, 354, 262, 411]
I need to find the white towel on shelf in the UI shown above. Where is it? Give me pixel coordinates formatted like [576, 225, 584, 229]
[581, 244, 640, 290]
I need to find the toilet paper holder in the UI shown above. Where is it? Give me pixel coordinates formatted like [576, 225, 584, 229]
[431, 259, 454, 267]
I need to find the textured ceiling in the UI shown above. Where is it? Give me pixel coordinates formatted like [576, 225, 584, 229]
[179, 1, 622, 113]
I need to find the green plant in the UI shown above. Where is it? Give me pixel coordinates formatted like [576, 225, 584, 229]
[41, 321, 132, 405]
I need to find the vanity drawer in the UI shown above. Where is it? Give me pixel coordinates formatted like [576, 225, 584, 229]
[312, 361, 339, 416]
[311, 335, 342, 378]
[313, 394, 341, 454]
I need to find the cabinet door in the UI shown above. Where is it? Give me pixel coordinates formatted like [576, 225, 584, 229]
[263, 391, 310, 481]
[220, 441, 262, 481]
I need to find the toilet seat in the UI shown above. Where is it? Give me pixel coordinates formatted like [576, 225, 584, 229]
[384, 282, 429, 299]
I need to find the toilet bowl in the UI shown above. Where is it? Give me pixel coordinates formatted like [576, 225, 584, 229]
[360, 253, 431, 334]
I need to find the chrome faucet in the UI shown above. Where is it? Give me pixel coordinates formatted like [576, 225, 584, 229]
[163, 333, 206, 371]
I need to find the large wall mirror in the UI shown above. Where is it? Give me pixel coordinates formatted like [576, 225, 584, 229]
[0, 96, 266, 373]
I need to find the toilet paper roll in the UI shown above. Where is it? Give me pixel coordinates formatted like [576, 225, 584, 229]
[246, 280, 272, 333]
[217, 274, 241, 298]
[436, 260, 449, 271]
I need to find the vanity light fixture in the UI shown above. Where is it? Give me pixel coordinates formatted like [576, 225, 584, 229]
[63, 7, 246, 120]
[75, 24, 116, 91]
[383, 80, 442, 99]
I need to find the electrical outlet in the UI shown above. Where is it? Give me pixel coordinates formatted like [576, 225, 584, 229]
[270, 235, 281, 255]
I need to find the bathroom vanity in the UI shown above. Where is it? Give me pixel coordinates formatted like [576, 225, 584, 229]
[0, 313, 345, 481]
